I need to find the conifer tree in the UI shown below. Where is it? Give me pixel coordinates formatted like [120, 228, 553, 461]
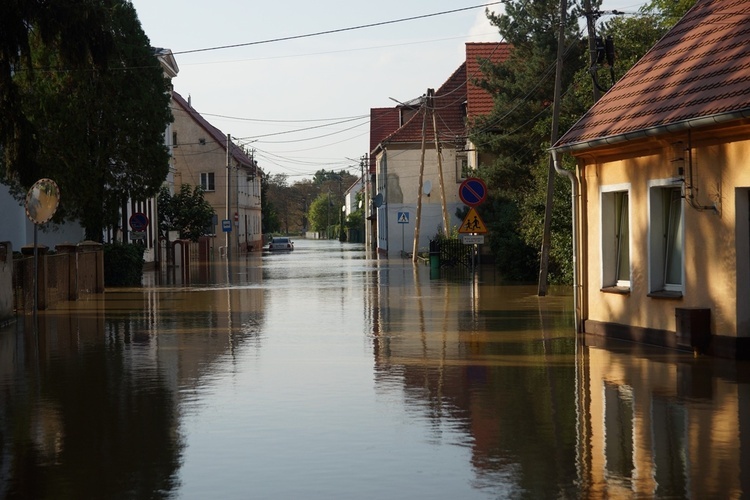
[469, 0, 584, 282]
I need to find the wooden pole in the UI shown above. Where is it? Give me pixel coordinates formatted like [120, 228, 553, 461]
[431, 89, 450, 234]
[538, 0, 567, 296]
[412, 92, 429, 262]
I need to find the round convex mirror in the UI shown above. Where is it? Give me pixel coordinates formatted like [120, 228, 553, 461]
[25, 178, 61, 225]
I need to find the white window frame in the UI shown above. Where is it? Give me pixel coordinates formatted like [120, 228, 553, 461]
[200, 172, 215, 192]
[648, 179, 685, 294]
[455, 153, 468, 182]
[600, 184, 631, 289]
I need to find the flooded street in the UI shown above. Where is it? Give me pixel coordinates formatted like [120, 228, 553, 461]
[1, 238, 749, 499]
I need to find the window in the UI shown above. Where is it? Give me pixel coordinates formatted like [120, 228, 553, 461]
[455, 153, 468, 181]
[200, 172, 215, 192]
[172, 131, 178, 148]
[601, 186, 631, 289]
[649, 182, 684, 294]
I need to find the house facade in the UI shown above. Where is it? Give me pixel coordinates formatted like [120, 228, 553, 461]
[368, 43, 509, 257]
[171, 91, 263, 258]
[552, 0, 750, 358]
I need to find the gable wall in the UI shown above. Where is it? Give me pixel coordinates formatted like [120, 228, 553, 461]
[172, 103, 263, 254]
[374, 144, 464, 255]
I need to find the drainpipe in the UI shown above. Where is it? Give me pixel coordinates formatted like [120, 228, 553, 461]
[551, 150, 580, 332]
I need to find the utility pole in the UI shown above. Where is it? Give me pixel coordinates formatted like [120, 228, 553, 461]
[226, 134, 231, 260]
[538, 0, 567, 296]
[431, 89, 450, 234]
[413, 90, 430, 262]
[583, 0, 602, 102]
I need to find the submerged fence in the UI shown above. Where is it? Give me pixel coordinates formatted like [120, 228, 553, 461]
[429, 237, 473, 269]
[12, 242, 104, 313]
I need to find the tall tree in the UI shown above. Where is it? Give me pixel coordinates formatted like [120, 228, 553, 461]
[469, 0, 585, 283]
[261, 173, 282, 235]
[4, 0, 172, 241]
[0, 0, 113, 186]
[308, 193, 334, 235]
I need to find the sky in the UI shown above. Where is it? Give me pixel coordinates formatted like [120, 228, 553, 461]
[130, 1, 647, 181]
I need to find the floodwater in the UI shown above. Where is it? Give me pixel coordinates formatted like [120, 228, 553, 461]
[1, 239, 749, 499]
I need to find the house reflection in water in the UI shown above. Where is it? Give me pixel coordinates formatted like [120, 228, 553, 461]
[578, 337, 750, 498]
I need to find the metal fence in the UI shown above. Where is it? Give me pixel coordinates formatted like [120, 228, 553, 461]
[429, 237, 473, 269]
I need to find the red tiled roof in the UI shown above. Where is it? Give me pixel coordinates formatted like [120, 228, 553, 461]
[369, 107, 401, 154]
[465, 42, 511, 119]
[555, 0, 750, 151]
[368, 107, 401, 173]
[381, 62, 468, 145]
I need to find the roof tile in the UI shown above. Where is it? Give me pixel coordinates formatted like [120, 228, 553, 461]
[555, 0, 750, 150]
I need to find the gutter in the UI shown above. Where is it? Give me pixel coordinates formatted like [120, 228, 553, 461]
[551, 150, 580, 333]
[553, 108, 750, 154]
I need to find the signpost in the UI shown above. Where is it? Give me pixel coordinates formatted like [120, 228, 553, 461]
[462, 235, 485, 245]
[129, 212, 149, 232]
[397, 212, 409, 255]
[458, 177, 487, 206]
[458, 177, 488, 274]
[459, 207, 488, 234]
[25, 178, 60, 323]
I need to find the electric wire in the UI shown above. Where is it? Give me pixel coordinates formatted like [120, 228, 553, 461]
[172, 3, 504, 55]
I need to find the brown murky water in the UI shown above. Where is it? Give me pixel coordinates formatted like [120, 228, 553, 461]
[1, 239, 748, 498]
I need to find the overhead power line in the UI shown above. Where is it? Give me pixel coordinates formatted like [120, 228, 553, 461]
[172, 3, 503, 55]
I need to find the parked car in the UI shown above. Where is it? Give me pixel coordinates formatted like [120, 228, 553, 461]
[268, 237, 294, 251]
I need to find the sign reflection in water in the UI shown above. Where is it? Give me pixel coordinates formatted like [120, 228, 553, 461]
[0, 239, 748, 498]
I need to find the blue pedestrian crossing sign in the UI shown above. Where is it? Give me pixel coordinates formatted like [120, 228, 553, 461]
[397, 212, 409, 224]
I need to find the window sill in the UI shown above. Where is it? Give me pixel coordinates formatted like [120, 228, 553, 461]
[600, 286, 630, 295]
[647, 290, 683, 299]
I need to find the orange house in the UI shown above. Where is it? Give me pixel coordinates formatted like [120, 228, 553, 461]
[552, 0, 750, 358]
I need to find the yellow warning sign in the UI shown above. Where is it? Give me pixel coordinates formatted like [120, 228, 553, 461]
[459, 207, 487, 234]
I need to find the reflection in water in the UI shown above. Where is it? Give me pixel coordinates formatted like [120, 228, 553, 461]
[578, 338, 750, 498]
[370, 262, 580, 498]
[0, 263, 265, 499]
[0, 239, 748, 498]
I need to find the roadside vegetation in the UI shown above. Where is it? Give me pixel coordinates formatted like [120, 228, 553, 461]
[263, 169, 360, 240]
[468, 0, 696, 284]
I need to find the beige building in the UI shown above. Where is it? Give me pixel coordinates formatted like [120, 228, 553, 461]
[171, 91, 263, 257]
[552, 0, 750, 358]
[368, 43, 510, 256]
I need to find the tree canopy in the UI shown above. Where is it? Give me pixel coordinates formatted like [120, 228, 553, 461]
[158, 185, 214, 242]
[1, 0, 173, 241]
[262, 170, 358, 236]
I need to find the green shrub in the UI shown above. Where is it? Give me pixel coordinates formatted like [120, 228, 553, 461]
[104, 243, 144, 286]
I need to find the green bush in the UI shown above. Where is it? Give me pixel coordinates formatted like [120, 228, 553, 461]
[104, 243, 144, 286]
